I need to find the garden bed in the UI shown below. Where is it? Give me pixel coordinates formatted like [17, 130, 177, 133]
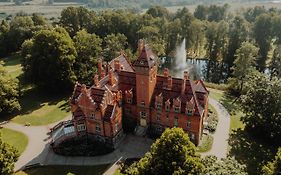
[53, 136, 114, 156]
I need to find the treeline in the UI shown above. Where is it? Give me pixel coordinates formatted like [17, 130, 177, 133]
[1, 5, 281, 109]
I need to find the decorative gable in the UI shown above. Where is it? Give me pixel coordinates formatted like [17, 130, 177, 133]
[76, 85, 96, 117]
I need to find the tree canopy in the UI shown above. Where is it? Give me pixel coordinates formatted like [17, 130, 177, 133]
[22, 27, 77, 91]
[0, 134, 19, 175]
[124, 128, 203, 175]
[0, 62, 21, 114]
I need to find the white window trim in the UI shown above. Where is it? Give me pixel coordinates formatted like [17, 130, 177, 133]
[77, 123, 86, 131]
[96, 123, 101, 133]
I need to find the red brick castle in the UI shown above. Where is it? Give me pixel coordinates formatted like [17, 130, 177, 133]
[51, 41, 209, 148]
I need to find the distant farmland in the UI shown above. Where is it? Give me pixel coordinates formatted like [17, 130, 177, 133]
[1, 0, 281, 20]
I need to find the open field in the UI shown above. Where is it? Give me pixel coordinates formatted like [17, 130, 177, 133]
[1, 52, 23, 78]
[1, 53, 71, 125]
[16, 164, 110, 175]
[0, 128, 28, 154]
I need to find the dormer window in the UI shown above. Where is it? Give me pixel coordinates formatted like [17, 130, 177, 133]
[156, 103, 162, 110]
[127, 98, 132, 104]
[166, 105, 170, 111]
[140, 61, 144, 65]
[187, 109, 193, 116]
[174, 106, 180, 113]
[90, 113, 95, 119]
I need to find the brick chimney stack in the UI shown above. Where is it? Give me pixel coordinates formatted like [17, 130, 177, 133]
[167, 76, 172, 89]
[108, 69, 115, 86]
[163, 68, 169, 77]
[98, 58, 103, 77]
[93, 75, 99, 87]
[114, 59, 121, 72]
[184, 71, 189, 80]
[100, 67, 106, 78]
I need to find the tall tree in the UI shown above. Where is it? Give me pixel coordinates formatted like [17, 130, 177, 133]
[243, 6, 266, 23]
[7, 16, 34, 53]
[241, 73, 281, 145]
[22, 27, 77, 91]
[226, 16, 249, 77]
[146, 6, 170, 19]
[0, 20, 10, 56]
[262, 147, 281, 175]
[0, 134, 19, 175]
[269, 45, 281, 78]
[194, 5, 208, 20]
[0, 62, 21, 114]
[124, 128, 203, 175]
[103, 33, 128, 61]
[202, 156, 247, 175]
[73, 30, 102, 85]
[228, 41, 258, 96]
[253, 13, 272, 72]
[205, 21, 229, 83]
[60, 7, 96, 36]
[207, 4, 229, 22]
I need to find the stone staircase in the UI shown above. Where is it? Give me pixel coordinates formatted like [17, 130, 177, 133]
[134, 125, 148, 136]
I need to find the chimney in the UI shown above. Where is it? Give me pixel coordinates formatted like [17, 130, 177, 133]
[138, 39, 144, 56]
[184, 71, 189, 80]
[98, 58, 103, 77]
[163, 68, 169, 77]
[167, 76, 172, 89]
[114, 59, 121, 72]
[108, 69, 115, 86]
[93, 74, 99, 87]
[100, 67, 106, 78]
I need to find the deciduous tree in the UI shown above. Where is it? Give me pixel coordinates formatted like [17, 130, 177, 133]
[124, 128, 203, 175]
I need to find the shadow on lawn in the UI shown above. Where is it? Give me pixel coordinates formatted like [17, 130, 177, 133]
[228, 128, 278, 175]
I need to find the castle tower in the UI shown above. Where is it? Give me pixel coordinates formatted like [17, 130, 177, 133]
[133, 43, 157, 127]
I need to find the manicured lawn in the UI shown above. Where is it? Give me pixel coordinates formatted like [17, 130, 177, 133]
[197, 134, 213, 152]
[16, 165, 110, 175]
[208, 88, 245, 131]
[1, 53, 71, 125]
[0, 128, 28, 154]
[1, 52, 23, 78]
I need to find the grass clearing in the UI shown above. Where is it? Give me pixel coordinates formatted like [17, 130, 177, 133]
[1, 53, 71, 125]
[197, 134, 213, 152]
[0, 128, 28, 154]
[16, 164, 110, 175]
[1, 52, 23, 78]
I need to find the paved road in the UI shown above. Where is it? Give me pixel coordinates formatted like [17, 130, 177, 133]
[1, 117, 152, 173]
[201, 98, 231, 159]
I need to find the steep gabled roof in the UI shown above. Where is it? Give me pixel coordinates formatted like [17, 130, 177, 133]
[133, 45, 156, 68]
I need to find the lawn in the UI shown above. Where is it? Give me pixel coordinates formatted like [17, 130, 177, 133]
[208, 88, 244, 131]
[1, 52, 23, 78]
[197, 134, 214, 152]
[1, 53, 71, 126]
[16, 165, 110, 175]
[0, 128, 28, 154]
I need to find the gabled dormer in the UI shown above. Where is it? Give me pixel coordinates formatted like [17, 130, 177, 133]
[165, 99, 171, 111]
[173, 97, 181, 113]
[125, 89, 133, 104]
[186, 97, 195, 116]
[76, 84, 96, 117]
[155, 93, 163, 110]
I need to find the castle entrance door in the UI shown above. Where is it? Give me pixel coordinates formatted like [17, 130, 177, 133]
[140, 117, 147, 126]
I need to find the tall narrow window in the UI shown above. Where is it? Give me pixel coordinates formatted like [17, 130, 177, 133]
[174, 117, 178, 127]
[174, 106, 180, 113]
[187, 121, 191, 129]
[115, 123, 119, 133]
[96, 123, 101, 133]
[156, 114, 161, 122]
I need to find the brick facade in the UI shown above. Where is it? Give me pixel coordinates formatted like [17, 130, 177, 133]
[53, 41, 208, 148]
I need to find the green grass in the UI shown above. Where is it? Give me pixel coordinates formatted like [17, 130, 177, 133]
[208, 88, 244, 131]
[1, 52, 23, 78]
[0, 128, 28, 154]
[1, 53, 70, 126]
[197, 134, 214, 152]
[16, 165, 110, 175]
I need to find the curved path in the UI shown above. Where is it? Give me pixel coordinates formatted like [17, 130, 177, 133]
[201, 98, 231, 159]
[1, 116, 152, 172]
